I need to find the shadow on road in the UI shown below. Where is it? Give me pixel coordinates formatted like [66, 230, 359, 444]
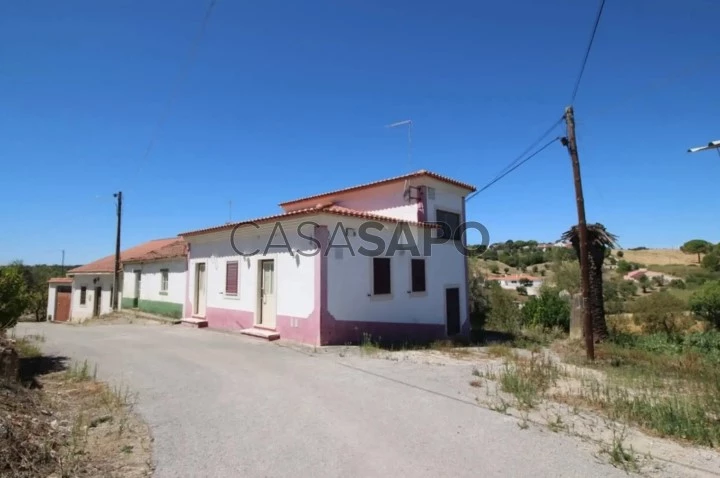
[19, 355, 69, 389]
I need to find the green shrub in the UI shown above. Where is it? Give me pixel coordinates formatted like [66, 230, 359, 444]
[669, 279, 686, 289]
[689, 281, 720, 328]
[629, 291, 689, 335]
[520, 287, 570, 331]
[486, 282, 521, 333]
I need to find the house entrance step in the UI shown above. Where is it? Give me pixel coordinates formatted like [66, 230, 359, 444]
[240, 327, 280, 341]
[182, 318, 208, 328]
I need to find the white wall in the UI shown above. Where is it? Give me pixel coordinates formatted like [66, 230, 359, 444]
[70, 274, 115, 321]
[186, 219, 316, 320]
[425, 181, 465, 223]
[325, 217, 467, 326]
[46, 284, 58, 320]
[497, 279, 544, 296]
[122, 259, 186, 304]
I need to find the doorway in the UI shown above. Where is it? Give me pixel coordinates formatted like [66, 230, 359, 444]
[54, 286, 71, 322]
[93, 287, 102, 317]
[445, 287, 460, 336]
[257, 260, 276, 329]
[194, 263, 207, 317]
[133, 270, 141, 308]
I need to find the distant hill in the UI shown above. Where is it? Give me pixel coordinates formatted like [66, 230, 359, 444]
[620, 249, 698, 266]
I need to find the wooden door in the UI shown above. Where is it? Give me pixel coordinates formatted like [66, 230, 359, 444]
[54, 287, 71, 322]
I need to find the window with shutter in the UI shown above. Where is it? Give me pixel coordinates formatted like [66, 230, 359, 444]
[411, 259, 426, 293]
[436, 209, 461, 241]
[225, 261, 239, 295]
[373, 258, 391, 295]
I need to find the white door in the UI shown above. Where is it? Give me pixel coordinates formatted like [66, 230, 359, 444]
[195, 263, 207, 317]
[258, 260, 276, 329]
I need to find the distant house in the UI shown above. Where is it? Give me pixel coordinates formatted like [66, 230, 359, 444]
[486, 274, 544, 296]
[178, 170, 476, 345]
[46, 238, 187, 323]
[624, 269, 648, 282]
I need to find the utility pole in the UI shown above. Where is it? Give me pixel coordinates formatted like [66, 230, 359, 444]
[562, 106, 594, 361]
[112, 191, 122, 311]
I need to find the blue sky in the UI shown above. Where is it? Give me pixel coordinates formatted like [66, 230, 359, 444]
[2, 0, 719, 265]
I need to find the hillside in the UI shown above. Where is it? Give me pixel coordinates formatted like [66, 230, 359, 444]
[620, 248, 698, 266]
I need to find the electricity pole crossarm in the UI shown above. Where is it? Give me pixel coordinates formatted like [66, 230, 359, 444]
[562, 106, 594, 361]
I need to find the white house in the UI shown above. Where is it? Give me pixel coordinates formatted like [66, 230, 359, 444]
[178, 170, 476, 345]
[487, 274, 544, 296]
[47, 238, 187, 322]
[121, 239, 187, 318]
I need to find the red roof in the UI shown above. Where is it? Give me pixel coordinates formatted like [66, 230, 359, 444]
[278, 170, 476, 207]
[179, 204, 439, 238]
[48, 277, 73, 284]
[67, 238, 186, 274]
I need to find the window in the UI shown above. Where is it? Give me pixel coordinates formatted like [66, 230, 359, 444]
[373, 258, 391, 295]
[160, 269, 169, 292]
[436, 209, 461, 241]
[80, 286, 87, 305]
[225, 261, 239, 295]
[411, 259, 426, 293]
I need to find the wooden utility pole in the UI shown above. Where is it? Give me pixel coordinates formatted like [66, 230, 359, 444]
[562, 106, 594, 361]
[112, 191, 122, 311]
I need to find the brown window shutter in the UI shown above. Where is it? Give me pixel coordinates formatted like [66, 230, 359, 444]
[226, 261, 239, 295]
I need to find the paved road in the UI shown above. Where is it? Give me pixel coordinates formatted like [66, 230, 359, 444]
[17, 322, 628, 478]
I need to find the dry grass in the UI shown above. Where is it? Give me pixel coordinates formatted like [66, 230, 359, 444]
[620, 248, 698, 266]
[0, 334, 152, 477]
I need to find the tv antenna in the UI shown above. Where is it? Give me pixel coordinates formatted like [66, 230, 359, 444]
[386, 119, 413, 172]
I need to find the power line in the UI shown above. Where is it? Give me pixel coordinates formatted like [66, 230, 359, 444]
[137, 0, 219, 173]
[570, 0, 607, 104]
[487, 116, 564, 184]
[466, 136, 561, 202]
[465, 116, 563, 203]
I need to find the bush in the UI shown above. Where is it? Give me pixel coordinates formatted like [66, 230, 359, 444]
[689, 281, 720, 328]
[486, 283, 521, 333]
[630, 291, 689, 335]
[489, 265, 500, 274]
[468, 276, 487, 333]
[520, 287, 570, 331]
[669, 279, 686, 289]
[616, 260, 633, 274]
[0, 264, 29, 329]
[702, 253, 720, 272]
[617, 250, 624, 258]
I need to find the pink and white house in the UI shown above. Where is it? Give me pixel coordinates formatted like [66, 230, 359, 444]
[178, 170, 476, 346]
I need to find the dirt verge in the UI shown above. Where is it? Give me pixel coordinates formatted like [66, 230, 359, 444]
[0, 335, 153, 477]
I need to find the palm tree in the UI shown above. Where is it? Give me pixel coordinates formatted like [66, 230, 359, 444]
[561, 223, 618, 342]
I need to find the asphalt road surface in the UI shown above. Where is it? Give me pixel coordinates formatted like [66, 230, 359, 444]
[16, 322, 630, 478]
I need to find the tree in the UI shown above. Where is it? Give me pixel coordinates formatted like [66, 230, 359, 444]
[503, 267, 510, 274]
[532, 265, 539, 273]
[0, 263, 30, 330]
[630, 291, 688, 335]
[485, 282, 521, 333]
[638, 275, 651, 293]
[561, 223, 618, 342]
[616, 260, 632, 274]
[516, 286, 528, 296]
[521, 287, 571, 331]
[489, 265, 500, 274]
[681, 239, 712, 263]
[701, 252, 720, 272]
[551, 260, 581, 295]
[616, 250, 624, 258]
[689, 281, 720, 328]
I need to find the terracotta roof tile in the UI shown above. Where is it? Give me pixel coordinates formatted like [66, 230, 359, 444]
[67, 238, 186, 274]
[179, 204, 439, 238]
[278, 170, 476, 207]
[48, 277, 73, 284]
